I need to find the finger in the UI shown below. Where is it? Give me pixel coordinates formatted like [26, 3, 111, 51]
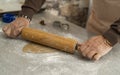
[14, 25, 25, 37]
[4, 25, 12, 37]
[10, 23, 25, 38]
[93, 53, 101, 61]
[2, 24, 11, 32]
[82, 46, 91, 57]
[10, 24, 16, 38]
[17, 25, 25, 33]
[14, 29, 21, 37]
[77, 43, 82, 46]
[80, 40, 90, 52]
[80, 44, 88, 52]
[2, 26, 8, 32]
[76, 43, 82, 51]
[87, 51, 97, 59]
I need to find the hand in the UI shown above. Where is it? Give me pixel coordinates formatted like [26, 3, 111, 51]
[2, 17, 30, 38]
[77, 35, 112, 60]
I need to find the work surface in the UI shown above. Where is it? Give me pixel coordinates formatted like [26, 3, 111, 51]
[0, 12, 120, 75]
[0, 0, 23, 13]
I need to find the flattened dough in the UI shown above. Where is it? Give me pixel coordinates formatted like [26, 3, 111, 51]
[23, 43, 58, 53]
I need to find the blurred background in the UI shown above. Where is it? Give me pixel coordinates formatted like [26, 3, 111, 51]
[0, 0, 90, 28]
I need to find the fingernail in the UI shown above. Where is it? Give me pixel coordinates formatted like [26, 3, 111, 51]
[93, 57, 99, 61]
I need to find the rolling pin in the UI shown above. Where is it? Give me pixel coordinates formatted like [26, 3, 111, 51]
[21, 28, 78, 53]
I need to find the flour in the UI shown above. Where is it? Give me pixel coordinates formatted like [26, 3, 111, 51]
[0, 28, 2, 32]
[62, 33, 82, 42]
[45, 9, 59, 16]
[65, 33, 79, 40]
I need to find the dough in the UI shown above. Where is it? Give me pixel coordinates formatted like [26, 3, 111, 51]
[23, 43, 58, 53]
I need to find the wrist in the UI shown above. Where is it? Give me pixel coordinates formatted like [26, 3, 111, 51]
[17, 17, 30, 23]
[102, 36, 112, 47]
[18, 15, 31, 22]
[103, 29, 118, 46]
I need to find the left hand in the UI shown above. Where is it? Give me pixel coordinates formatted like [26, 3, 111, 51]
[77, 35, 113, 60]
[2, 17, 30, 38]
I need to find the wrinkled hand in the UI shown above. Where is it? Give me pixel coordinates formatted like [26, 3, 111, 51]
[77, 35, 112, 60]
[2, 17, 30, 38]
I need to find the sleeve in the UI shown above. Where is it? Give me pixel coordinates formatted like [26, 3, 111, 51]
[19, 0, 46, 20]
[103, 19, 120, 46]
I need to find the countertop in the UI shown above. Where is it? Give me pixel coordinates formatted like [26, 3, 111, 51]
[0, 12, 120, 75]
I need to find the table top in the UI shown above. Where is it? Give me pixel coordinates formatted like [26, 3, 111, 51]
[0, 0, 24, 13]
[0, 12, 120, 75]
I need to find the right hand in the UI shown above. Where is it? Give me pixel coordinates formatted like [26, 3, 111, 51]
[77, 35, 112, 61]
[2, 17, 30, 38]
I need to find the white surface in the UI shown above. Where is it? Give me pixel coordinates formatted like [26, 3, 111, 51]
[0, 0, 24, 13]
[0, 12, 120, 75]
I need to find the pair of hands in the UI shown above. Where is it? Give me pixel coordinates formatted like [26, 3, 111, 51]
[2, 17, 113, 60]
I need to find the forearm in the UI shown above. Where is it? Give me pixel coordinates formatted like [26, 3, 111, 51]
[19, 0, 46, 20]
[103, 19, 120, 46]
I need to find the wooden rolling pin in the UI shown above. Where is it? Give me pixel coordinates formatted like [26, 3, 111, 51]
[21, 28, 77, 53]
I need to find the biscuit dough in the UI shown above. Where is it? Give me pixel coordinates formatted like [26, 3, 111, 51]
[23, 43, 58, 53]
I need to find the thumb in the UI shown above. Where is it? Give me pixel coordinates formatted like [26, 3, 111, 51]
[2, 26, 7, 32]
[76, 43, 82, 50]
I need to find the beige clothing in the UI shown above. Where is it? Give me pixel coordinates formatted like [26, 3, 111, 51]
[87, 0, 120, 34]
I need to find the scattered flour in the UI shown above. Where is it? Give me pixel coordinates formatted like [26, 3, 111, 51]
[0, 28, 2, 32]
[62, 33, 81, 42]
